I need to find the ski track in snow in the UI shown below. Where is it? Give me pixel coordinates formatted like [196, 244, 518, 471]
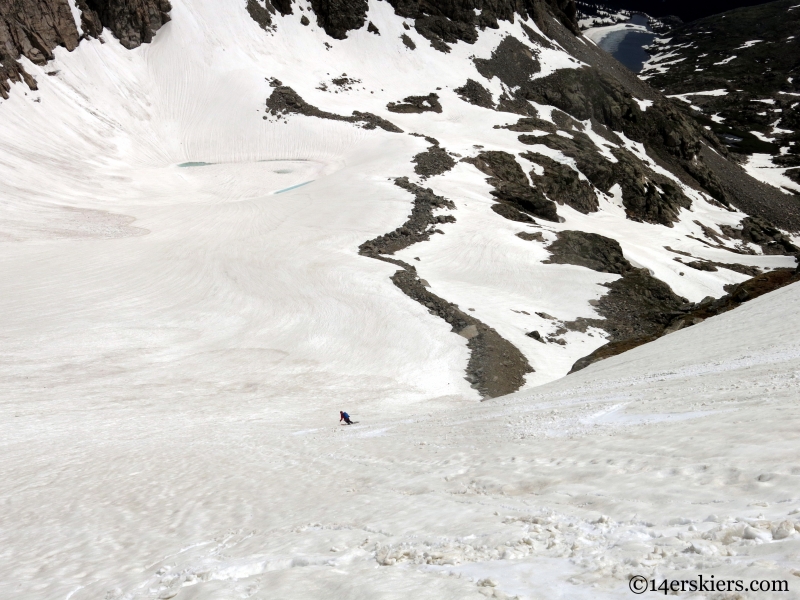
[1, 0, 799, 598]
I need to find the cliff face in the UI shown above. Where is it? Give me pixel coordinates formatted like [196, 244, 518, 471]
[0, 0, 79, 96]
[307, 0, 577, 42]
[81, 0, 172, 48]
[0, 0, 170, 98]
[388, 0, 578, 50]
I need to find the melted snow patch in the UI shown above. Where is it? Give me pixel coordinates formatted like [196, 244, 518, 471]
[273, 181, 314, 194]
[750, 130, 775, 143]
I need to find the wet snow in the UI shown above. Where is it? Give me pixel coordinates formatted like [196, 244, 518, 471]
[1, 0, 799, 598]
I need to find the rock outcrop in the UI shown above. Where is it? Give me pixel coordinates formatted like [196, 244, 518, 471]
[518, 67, 731, 213]
[359, 177, 454, 257]
[520, 152, 598, 214]
[262, 0, 578, 46]
[360, 178, 533, 398]
[544, 230, 688, 347]
[518, 130, 691, 226]
[474, 35, 540, 86]
[1, 0, 79, 96]
[412, 140, 456, 178]
[0, 0, 171, 98]
[738, 217, 800, 256]
[464, 151, 559, 222]
[385, 0, 578, 52]
[265, 84, 403, 132]
[387, 93, 442, 114]
[571, 268, 800, 373]
[595, 268, 687, 343]
[82, 0, 171, 48]
[454, 79, 493, 109]
[308, 0, 367, 39]
[545, 230, 631, 275]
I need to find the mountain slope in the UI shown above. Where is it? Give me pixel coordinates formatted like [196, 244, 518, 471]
[642, 0, 800, 193]
[0, 0, 796, 394]
[2, 0, 800, 597]
[3, 224, 800, 600]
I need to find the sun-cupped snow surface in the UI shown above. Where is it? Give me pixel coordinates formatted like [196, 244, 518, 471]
[2, 1, 799, 596]
[3, 254, 800, 600]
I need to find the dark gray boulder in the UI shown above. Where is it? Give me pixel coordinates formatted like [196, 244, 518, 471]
[387, 93, 442, 114]
[545, 230, 632, 275]
[465, 151, 559, 222]
[521, 151, 598, 214]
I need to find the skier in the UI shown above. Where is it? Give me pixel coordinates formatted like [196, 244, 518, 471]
[340, 411, 353, 425]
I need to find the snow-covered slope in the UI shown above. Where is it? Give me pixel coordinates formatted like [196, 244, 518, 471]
[1, 0, 799, 596]
[1, 0, 795, 396]
[3, 232, 800, 600]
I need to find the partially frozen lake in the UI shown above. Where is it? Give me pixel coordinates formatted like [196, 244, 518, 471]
[587, 14, 656, 73]
[164, 159, 326, 200]
[274, 180, 313, 194]
[178, 161, 214, 167]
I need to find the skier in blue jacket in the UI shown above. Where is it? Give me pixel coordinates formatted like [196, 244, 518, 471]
[340, 411, 353, 425]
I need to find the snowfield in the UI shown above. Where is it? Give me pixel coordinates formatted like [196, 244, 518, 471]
[1, 0, 790, 391]
[1, 0, 799, 598]
[744, 153, 800, 195]
[3, 244, 800, 600]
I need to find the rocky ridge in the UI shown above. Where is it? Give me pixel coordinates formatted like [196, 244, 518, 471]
[0, 0, 171, 98]
[265, 82, 403, 132]
[359, 178, 533, 398]
[642, 0, 800, 189]
[541, 225, 798, 372]
[571, 265, 800, 372]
